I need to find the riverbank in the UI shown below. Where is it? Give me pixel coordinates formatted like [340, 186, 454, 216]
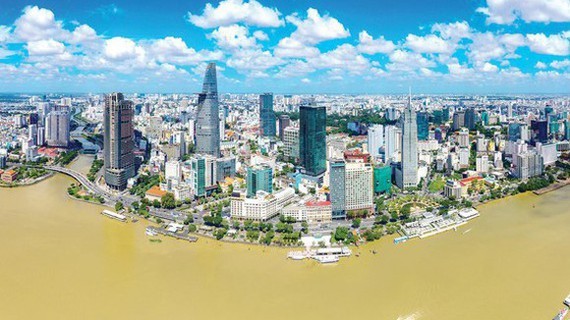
[533, 178, 570, 195]
[0, 171, 54, 188]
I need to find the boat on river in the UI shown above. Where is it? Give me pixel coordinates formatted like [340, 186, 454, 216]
[564, 294, 570, 307]
[553, 308, 568, 320]
[145, 227, 158, 237]
[312, 255, 339, 264]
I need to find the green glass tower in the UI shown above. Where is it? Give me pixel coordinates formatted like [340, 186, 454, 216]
[247, 165, 273, 197]
[374, 166, 392, 194]
[300, 104, 326, 177]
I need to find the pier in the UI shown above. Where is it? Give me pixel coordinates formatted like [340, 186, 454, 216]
[147, 226, 198, 242]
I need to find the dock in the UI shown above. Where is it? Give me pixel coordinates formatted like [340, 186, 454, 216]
[101, 210, 127, 222]
[147, 226, 198, 242]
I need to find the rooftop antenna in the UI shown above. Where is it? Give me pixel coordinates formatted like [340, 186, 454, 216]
[408, 86, 412, 108]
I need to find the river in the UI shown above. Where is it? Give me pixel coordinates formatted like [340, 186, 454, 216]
[0, 155, 569, 319]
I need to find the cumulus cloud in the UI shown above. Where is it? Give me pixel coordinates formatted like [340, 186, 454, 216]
[535, 61, 548, 69]
[14, 6, 68, 42]
[27, 39, 65, 56]
[307, 44, 370, 74]
[274, 37, 320, 58]
[357, 31, 396, 55]
[104, 37, 142, 61]
[226, 49, 284, 75]
[405, 34, 455, 54]
[149, 36, 223, 65]
[284, 8, 350, 45]
[550, 59, 570, 69]
[387, 49, 436, 72]
[0, 26, 11, 42]
[526, 32, 570, 56]
[477, 0, 570, 24]
[210, 24, 258, 50]
[431, 21, 471, 40]
[187, 0, 283, 28]
[70, 24, 99, 44]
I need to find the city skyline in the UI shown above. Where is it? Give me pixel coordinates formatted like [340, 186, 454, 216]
[0, 0, 569, 94]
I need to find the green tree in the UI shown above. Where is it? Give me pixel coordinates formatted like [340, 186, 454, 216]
[352, 218, 361, 229]
[115, 201, 124, 212]
[161, 192, 176, 209]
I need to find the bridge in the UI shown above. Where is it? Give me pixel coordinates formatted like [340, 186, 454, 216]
[43, 165, 102, 195]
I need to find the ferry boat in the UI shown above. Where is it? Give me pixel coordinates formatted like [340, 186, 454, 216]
[312, 255, 339, 264]
[553, 308, 568, 320]
[145, 227, 158, 237]
[101, 210, 126, 222]
[564, 294, 570, 307]
[287, 251, 310, 260]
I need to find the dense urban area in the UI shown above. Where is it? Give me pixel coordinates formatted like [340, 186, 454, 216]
[1, 64, 570, 249]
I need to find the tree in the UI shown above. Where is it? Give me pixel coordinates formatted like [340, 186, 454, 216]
[352, 218, 361, 229]
[183, 214, 194, 225]
[131, 201, 140, 210]
[161, 192, 176, 209]
[115, 201, 124, 212]
[334, 226, 349, 242]
[301, 221, 309, 234]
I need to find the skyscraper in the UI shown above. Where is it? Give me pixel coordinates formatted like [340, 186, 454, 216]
[396, 94, 418, 189]
[45, 110, 70, 148]
[299, 104, 326, 177]
[104, 92, 135, 191]
[367, 124, 384, 158]
[464, 108, 477, 131]
[329, 159, 346, 219]
[247, 165, 273, 197]
[195, 62, 220, 157]
[278, 114, 291, 141]
[259, 93, 276, 137]
[417, 112, 429, 140]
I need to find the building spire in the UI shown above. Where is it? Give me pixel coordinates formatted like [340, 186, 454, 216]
[408, 86, 412, 109]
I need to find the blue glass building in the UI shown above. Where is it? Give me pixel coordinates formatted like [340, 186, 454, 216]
[300, 104, 326, 176]
[259, 93, 276, 137]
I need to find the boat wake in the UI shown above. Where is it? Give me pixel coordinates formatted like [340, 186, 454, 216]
[462, 228, 472, 235]
[397, 311, 421, 320]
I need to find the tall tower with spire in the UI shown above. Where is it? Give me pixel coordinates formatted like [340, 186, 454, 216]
[396, 91, 418, 189]
[195, 62, 220, 157]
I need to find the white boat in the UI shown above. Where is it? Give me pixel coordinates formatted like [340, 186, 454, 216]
[145, 227, 158, 237]
[564, 294, 570, 307]
[287, 251, 310, 260]
[553, 308, 568, 320]
[312, 255, 339, 264]
[101, 210, 126, 222]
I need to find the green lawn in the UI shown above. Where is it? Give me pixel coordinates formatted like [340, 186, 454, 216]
[428, 177, 446, 193]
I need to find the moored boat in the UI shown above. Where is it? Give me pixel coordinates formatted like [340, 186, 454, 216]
[553, 308, 568, 320]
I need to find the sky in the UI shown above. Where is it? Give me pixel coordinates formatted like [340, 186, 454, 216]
[0, 0, 569, 94]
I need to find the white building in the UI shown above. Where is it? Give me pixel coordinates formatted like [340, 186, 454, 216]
[367, 124, 384, 158]
[231, 188, 296, 221]
[476, 155, 489, 173]
[344, 162, 374, 213]
[282, 198, 332, 224]
[458, 128, 470, 148]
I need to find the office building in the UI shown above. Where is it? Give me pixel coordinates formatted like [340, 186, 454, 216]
[395, 95, 418, 189]
[103, 92, 135, 191]
[417, 112, 429, 140]
[329, 159, 346, 219]
[283, 126, 299, 161]
[345, 162, 374, 214]
[195, 63, 220, 157]
[247, 164, 273, 197]
[299, 104, 326, 176]
[278, 114, 291, 141]
[367, 124, 384, 158]
[259, 93, 276, 137]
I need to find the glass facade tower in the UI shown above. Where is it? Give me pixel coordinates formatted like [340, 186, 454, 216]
[299, 104, 326, 176]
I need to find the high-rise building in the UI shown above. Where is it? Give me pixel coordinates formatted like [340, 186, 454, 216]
[373, 166, 392, 194]
[283, 126, 299, 161]
[45, 111, 70, 148]
[442, 107, 450, 122]
[417, 112, 429, 140]
[396, 94, 418, 189]
[195, 63, 220, 157]
[464, 108, 477, 131]
[514, 151, 543, 180]
[433, 109, 443, 125]
[565, 120, 570, 141]
[345, 162, 374, 214]
[247, 165, 273, 198]
[278, 115, 291, 141]
[299, 104, 326, 177]
[28, 124, 38, 146]
[259, 93, 276, 137]
[476, 155, 489, 173]
[104, 92, 135, 191]
[452, 111, 465, 131]
[458, 128, 470, 147]
[189, 154, 218, 197]
[384, 125, 400, 162]
[329, 159, 346, 219]
[531, 120, 548, 143]
[367, 124, 384, 158]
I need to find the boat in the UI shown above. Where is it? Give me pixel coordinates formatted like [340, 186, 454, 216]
[553, 308, 568, 320]
[312, 255, 339, 264]
[564, 294, 570, 307]
[287, 251, 309, 260]
[145, 227, 158, 237]
[101, 210, 126, 222]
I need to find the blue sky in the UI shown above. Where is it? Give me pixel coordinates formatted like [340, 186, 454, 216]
[0, 0, 569, 94]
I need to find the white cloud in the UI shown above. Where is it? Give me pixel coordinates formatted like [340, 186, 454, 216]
[387, 49, 436, 73]
[307, 44, 370, 74]
[357, 31, 396, 55]
[480, 62, 499, 73]
[14, 6, 68, 42]
[431, 21, 471, 40]
[104, 37, 142, 61]
[0, 26, 11, 42]
[274, 37, 319, 58]
[535, 61, 548, 69]
[0, 48, 15, 59]
[526, 33, 570, 56]
[253, 30, 268, 41]
[70, 24, 99, 44]
[149, 36, 222, 65]
[301, 78, 310, 83]
[550, 59, 570, 69]
[226, 49, 284, 74]
[285, 8, 350, 45]
[405, 34, 455, 54]
[467, 32, 525, 63]
[210, 24, 258, 50]
[27, 39, 65, 56]
[187, 0, 283, 28]
[477, 0, 570, 24]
